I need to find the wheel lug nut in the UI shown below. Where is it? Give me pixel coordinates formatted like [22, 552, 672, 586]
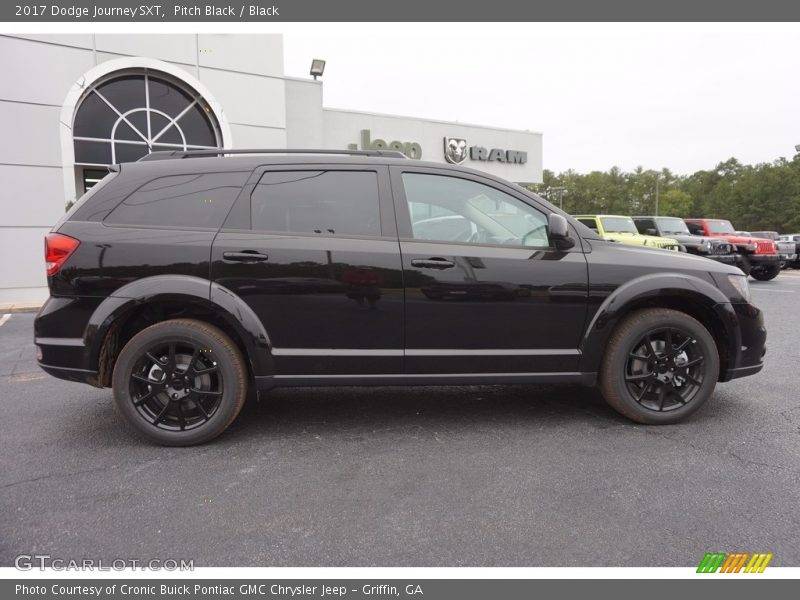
[171, 393, 178, 399]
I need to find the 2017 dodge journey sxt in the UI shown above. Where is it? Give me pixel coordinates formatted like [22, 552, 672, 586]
[35, 149, 767, 445]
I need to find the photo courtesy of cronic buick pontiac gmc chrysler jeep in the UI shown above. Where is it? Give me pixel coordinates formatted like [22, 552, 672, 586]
[34, 149, 767, 445]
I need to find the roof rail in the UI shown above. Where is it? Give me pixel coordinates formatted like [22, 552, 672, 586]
[137, 148, 408, 162]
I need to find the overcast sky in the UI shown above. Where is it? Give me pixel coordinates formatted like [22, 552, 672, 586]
[282, 23, 800, 175]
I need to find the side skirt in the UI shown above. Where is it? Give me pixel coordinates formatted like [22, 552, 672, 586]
[255, 372, 597, 390]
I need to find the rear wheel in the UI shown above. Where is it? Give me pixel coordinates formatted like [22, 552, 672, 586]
[599, 308, 719, 424]
[750, 264, 781, 281]
[112, 319, 247, 446]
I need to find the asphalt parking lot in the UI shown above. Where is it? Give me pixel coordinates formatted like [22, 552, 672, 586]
[2, 274, 799, 568]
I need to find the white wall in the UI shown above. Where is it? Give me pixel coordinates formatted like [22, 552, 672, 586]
[0, 33, 287, 304]
[285, 78, 324, 148]
[321, 109, 543, 184]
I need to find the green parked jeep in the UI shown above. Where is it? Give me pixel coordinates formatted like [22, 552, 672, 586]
[573, 214, 682, 251]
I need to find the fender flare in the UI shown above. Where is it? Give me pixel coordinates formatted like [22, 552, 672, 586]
[578, 272, 734, 372]
[84, 275, 274, 381]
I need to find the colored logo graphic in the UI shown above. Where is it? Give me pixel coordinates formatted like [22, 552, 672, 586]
[697, 552, 773, 573]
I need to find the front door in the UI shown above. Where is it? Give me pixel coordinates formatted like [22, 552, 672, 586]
[211, 165, 404, 376]
[390, 167, 589, 375]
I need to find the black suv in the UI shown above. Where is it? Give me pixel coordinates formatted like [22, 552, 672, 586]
[36, 149, 766, 445]
[632, 216, 740, 266]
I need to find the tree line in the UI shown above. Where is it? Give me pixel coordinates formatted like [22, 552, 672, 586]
[528, 155, 800, 232]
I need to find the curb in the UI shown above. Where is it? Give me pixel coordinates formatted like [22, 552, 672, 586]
[0, 305, 42, 314]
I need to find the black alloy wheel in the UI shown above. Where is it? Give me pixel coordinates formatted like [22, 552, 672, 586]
[112, 319, 247, 445]
[599, 308, 720, 424]
[129, 340, 222, 431]
[624, 327, 705, 412]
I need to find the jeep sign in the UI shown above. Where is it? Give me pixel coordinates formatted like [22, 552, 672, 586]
[348, 129, 422, 159]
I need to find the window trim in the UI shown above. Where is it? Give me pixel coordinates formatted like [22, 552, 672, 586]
[389, 166, 570, 252]
[230, 164, 395, 240]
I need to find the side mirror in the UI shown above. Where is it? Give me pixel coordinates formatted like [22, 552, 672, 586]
[645, 228, 658, 236]
[549, 214, 575, 250]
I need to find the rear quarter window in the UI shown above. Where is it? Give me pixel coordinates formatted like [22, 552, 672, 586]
[104, 172, 248, 229]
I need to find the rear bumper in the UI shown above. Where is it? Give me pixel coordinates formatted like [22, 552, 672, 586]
[34, 295, 104, 387]
[38, 363, 100, 386]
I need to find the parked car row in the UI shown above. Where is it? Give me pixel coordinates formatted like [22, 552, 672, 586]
[573, 214, 787, 281]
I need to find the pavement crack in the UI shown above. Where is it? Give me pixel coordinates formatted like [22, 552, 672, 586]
[0, 465, 117, 490]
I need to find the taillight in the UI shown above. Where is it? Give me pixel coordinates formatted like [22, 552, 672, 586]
[45, 233, 80, 276]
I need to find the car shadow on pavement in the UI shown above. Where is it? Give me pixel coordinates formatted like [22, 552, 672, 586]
[224, 384, 628, 439]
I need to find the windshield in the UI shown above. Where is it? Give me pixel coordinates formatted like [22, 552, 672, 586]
[655, 217, 690, 235]
[600, 217, 639, 234]
[706, 220, 736, 234]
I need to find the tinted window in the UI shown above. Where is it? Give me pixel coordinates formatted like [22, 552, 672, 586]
[600, 217, 638, 234]
[251, 171, 381, 237]
[577, 218, 598, 232]
[105, 172, 246, 229]
[402, 173, 549, 247]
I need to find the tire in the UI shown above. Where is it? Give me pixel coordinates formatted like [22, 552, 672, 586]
[599, 308, 720, 425]
[737, 255, 752, 276]
[750, 264, 781, 281]
[112, 319, 248, 446]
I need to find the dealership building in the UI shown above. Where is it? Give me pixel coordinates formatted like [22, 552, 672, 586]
[0, 34, 543, 304]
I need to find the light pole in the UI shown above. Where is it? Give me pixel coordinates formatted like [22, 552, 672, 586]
[545, 186, 566, 210]
[654, 173, 660, 216]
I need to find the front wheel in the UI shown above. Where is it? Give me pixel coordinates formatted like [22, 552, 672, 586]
[112, 319, 248, 446]
[750, 264, 781, 281]
[737, 255, 752, 276]
[599, 308, 720, 424]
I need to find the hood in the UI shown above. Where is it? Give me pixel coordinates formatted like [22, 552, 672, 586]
[664, 233, 708, 244]
[707, 232, 762, 245]
[593, 238, 743, 275]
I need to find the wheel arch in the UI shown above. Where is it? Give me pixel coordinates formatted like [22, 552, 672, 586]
[579, 273, 737, 380]
[85, 275, 274, 387]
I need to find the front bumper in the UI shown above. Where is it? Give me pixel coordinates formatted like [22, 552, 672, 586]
[716, 302, 767, 382]
[748, 254, 781, 265]
[703, 253, 738, 265]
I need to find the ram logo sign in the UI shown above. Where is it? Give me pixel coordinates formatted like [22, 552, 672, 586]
[696, 552, 773, 573]
[444, 137, 468, 164]
[443, 138, 527, 165]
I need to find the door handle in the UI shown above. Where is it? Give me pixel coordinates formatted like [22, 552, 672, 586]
[411, 257, 455, 269]
[223, 251, 269, 263]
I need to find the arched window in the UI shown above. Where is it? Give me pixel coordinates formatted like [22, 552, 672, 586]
[72, 70, 222, 191]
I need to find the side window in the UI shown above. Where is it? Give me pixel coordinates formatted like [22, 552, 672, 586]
[635, 219, 655, 234]
[251, 171, 380, 237]
[401, 173, 549, 248]
[105, 172, 246, 229]
[577, 218, 598, 232]
[686, 222, 703, 235]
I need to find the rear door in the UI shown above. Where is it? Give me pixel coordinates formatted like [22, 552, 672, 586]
[211, 164, 404, 376]
[390, 166, 589, 375]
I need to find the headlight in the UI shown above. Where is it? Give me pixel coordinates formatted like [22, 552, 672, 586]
[727, 274, 751, 303]
[697, 241, 710, 253]
[741, 243, 756, 252]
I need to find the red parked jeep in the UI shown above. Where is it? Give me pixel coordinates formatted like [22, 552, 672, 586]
[684, 218, 780, 280]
